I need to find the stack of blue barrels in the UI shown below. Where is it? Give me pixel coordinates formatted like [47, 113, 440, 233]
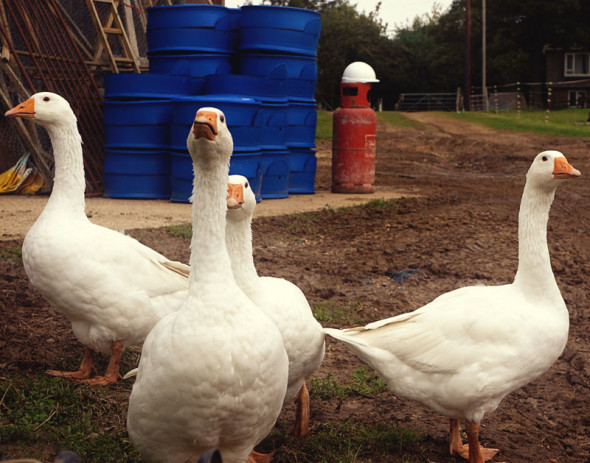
[238, 5, 320, 196]
[102, 4, 320, 202]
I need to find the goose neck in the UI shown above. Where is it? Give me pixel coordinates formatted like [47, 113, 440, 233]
[43, 122, 86, 216]
[188, 158, 233, 289]
[513, 182, 560, 299]
[226, 216, 260, 295]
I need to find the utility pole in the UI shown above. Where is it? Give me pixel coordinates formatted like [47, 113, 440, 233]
[482, 0, 488, 111]
[464, 0, 471, 110]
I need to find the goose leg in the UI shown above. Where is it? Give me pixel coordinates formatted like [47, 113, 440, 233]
[80, 340, 124, 386]
[449, 419, 499, 462]
[295, 382, 310, 437]
[449, 418, 467, 457]
[464, 420, 499, 463]
[46, 346, 96, 380]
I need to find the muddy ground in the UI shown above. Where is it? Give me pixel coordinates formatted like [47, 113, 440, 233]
[1, 113, 589, 462]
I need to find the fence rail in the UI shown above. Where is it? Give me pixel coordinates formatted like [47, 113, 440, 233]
[397, 80, 590, 112]
[397, 93, 459, 112]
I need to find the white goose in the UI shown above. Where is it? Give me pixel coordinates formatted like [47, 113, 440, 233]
[5, 92, 190, 385]
[226, 174, 325, 436]
[127, 107, 288, 463]
[325, 151, 580, 463]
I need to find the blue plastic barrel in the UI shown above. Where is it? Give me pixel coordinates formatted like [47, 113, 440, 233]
[148, 54, 233, 94]
[239, 53, 317, 100]
[169, 150, 263, 203]
[228, 8, 241, 51]
[204, 72, 288, 103]
[170, 95, 262, 152]
[258, 103, 288, 150]
[147, 5, 233, 53]
[170, 150, 193, 203]
[103, 100, 172, 149]
[204, 74, 288, 151]
[103, 148, 170, 199]
[286, 100, 317, 148]
[104, 73, 191, 100]
[238, 5, 321, 57]
[288, 147, 316, 194]
[260, 149, 289, 199]
[230, 151, 263, 202]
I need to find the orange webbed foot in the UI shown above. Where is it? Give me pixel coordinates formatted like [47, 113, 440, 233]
[247, 450, 275, 463]
[449, 419, 500, 462]
[451, 443, 499, 461]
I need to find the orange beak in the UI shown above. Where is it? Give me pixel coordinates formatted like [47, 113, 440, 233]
[193, 110, 218, 141]
[553, 157, 581, 179]
[227, 183, 244, 209]
[5, 97, 35, 118]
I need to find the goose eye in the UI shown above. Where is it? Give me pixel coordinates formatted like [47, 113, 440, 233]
[542, 155, 548, 161]
[43, 96, 50, 102]
[245, 182, 249, 189]
[220, 114, 225, 123]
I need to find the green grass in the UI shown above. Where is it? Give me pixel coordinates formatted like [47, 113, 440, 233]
[316, 110, 426, 142]
[449, 108, 590, 137]
[0, 371, 138, 462]
[315, 110, 333, 140]
[312, 300, 366, 326]
[310, 367, 387, 401]
[1, 246, 22, 259]
[321, 199, 398, 217]
[260, 418, 426, 463]
[167, 222, 192, 239]
[378, 111, 426, 129]
[360, 198, 398, 211]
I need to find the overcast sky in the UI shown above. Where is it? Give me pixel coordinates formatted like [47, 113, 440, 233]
[224, 0, 455, 33]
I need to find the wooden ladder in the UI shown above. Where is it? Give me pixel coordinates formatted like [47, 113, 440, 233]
[86, 0, 140, 73]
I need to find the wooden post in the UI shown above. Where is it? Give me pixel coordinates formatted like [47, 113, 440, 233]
[464, 0, 471, 111]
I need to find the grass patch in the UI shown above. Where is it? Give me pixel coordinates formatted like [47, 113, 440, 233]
[310, 367, 387, 401]
[316, 110, 333, 140]
[284, 212, 319, 238]
[449, 108, 590, 137]
[360, 198, 398, 211]
[261, 418, 426, 462]
[1, 246, 22, 260]
[0, 371, 138, 462]
[312, 300, 365, 326]
[316, 110, 426, 142]
[167, 222, 192, 239]
[321, 199, 398, 217]
[378, 111, 426, 129]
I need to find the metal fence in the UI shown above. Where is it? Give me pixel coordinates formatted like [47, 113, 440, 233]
[397, 80, 590, 113]
[396, 92, 460, 111]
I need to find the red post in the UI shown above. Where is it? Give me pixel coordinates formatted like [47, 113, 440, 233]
[331, 63, 378, 193]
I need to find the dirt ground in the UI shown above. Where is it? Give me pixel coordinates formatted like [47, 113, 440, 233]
[1, 112, 589, 462]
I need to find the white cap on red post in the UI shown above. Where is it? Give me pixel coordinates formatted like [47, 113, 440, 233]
[341, 62, 379, 83]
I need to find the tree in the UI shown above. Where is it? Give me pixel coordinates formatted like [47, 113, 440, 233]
[250, 0, 590, 109]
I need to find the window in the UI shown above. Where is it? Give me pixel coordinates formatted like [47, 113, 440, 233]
[568, 90, 586, 108]
[564, 53, 590, 76]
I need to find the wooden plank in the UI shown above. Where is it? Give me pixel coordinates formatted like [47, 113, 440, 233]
[85, 0, 118, 72]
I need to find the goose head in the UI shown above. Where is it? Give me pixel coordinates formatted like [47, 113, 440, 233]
[226, 174, 256, 222]
[5, 92, 76, 128]
[186, 107, 233, 166]
[526, 150, 580, 191]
